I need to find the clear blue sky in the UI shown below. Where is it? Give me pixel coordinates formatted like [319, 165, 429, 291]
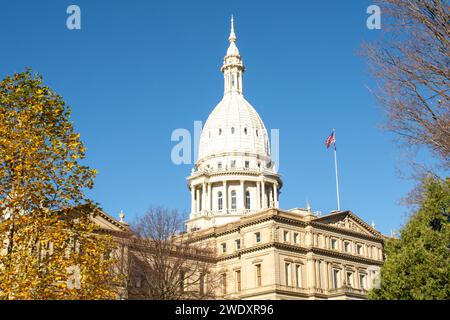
[1, 0, 430, 235]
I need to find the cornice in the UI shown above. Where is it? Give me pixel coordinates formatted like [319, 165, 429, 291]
[311, 247, 384, 266]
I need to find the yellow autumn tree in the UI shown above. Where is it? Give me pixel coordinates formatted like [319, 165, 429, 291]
[0, 70, 120, 299]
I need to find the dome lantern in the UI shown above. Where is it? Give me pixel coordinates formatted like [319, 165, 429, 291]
[221, 15, 245, 96]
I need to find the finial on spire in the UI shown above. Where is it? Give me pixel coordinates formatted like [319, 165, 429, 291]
[229, 15, 236, 42]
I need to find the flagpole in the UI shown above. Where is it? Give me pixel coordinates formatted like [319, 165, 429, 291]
[333, 128, 341, 211]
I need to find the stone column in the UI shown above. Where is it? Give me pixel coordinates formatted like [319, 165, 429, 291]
[273, 183, 278, 208]
[256, 181, 261, 210]
[269, 187, 273, 208]
[261, 180, 266, 209]
[240, 180, 245, 210]
[207, 183, 212, 212]
[328, 262, 332, 289]
[202, 183, 206, 213]
[316, 260, 321, 289]
[223, 180, 227, 214]
[196, 188, 200, 213]
[191, 185, 195, 214]
[306, 256, 315, 289]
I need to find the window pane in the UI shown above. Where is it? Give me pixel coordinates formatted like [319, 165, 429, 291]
[231, 191, 237, 209]
[245, 191, 251, 209]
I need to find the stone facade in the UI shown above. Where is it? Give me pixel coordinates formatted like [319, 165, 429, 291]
[186, 208, 383, 300]
[184, 17, 385, 300]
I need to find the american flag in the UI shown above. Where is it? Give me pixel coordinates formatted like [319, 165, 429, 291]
[325, 131, 336, 149]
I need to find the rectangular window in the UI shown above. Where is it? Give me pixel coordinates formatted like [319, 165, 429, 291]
[218, 196, 223, 211]
[222, 273, 227, 295]
[357, 244, 363, 255]
[217, 162, 222, 169]
[295, 265, 302, 288]
[332, 269, 339, 289]
[294, 233, 300, 244]
[359, 274, 366, 290]
[255, 232, 261, 243]
[231, 191, 237, 210]
[346, 272, 353, 287]
[285, 263, 291, 286]
[244, 161, 250, 168]
[221, 243, 227, 253]
[344, 241, 350, 253]
[283, 231, 289, 242]
[331, 239, 338, 250]
[235, 239, 241, 251]
[230, 160, 236, 168]
[255, 264, 262, 287]
[235, 270, 241, 292]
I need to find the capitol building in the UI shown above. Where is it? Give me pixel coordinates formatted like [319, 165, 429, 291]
[182, 17, 385, 300]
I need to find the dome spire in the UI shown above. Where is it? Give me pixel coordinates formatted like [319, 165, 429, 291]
[229, 15, 236, 42]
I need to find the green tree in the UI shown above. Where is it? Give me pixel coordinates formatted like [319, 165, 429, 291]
[0, 70, 119, 299]
[369, 177, 450, 300]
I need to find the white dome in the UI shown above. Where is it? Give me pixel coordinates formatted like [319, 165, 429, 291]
[186, 16, 282, 233]
[198, 93, 270, 164]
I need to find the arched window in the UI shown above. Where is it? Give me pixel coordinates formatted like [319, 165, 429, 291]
[256, 129, 259, 137]
[245, 191, 251, 210]
[231, 127, 235, 134]
[244, 127, 248, 135]
[219, 128, 222, 135]
[231, 190, 237, 210]
[218, 192, 223, 211]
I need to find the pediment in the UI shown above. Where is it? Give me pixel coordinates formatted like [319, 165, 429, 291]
[314, 211, 380, 237]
